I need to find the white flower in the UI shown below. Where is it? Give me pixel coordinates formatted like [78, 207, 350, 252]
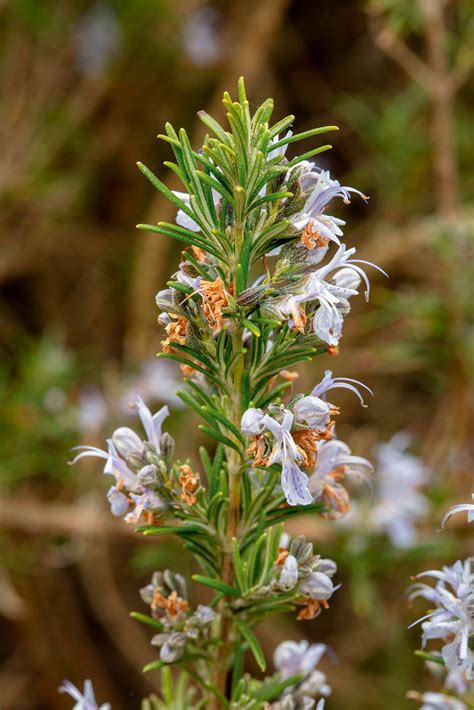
[134, 396, 169, 453]
[58, 679, 111, 710]
[279, 554, 299, 590]
[369, 433, 430, 547]
[293, 395, 333, 430]
[310, 369, 373, 406]
[294, 370, 372, 432]
[274, 640, 328, 681]
[70, 397, 169, 521]
[441, 494, 474, 529]
[241, 407, 266, 436]
[274, 244, 386, 346]
[407, 691, 468, 710]
[299, 571, 336, 601]
[408, 559, 474, 680]
[263, 410, 313, 507]
[111, 426, 143, 458]
[308, 439, 373, 516]
[291, 169, 367, 246]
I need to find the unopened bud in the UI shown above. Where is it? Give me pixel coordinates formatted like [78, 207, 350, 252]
[159, 432, 175, 463]
[112, 427, 142, 459]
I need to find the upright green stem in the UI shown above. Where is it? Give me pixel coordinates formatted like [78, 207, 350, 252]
[212, 256, 246, 704]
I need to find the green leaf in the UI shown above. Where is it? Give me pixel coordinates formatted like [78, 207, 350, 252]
[192, 574, 240, 597]
[130, 612, 164, 631]
[231, 645, 245, 698]
[243, 319, 261, 338]
[136, 524, 203, 536]
[270, 125, 338, 150]
[137, 162, 197, 221]
[199, 425, 242, 453]
[143, 659, 167, 674]
[231, 537, 248, 594]
[235, 619, 267, 671]
[197, 110, 229, 143]
[252, 674, 304, 702]
[286, 144, 332, 168]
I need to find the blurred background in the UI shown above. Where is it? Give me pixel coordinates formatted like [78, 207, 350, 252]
[1, 0, 473, 708]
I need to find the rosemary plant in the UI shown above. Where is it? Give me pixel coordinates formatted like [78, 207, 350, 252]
[72, 79, 385, 709]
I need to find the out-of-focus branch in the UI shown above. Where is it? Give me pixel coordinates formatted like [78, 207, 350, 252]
[0, 496, 144, 538]
[368, 0, 463, 218]
[418, 0, 459, 217]
[368, 11, 435, 92]
[125, 0, 291, 360]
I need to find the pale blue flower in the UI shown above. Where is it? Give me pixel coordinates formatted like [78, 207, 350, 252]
[279, 554, 299, 590]
[58, 679, 111, 710]
[263, 410, 313, 506]
[274, 244, 386, 346]
[409, 559, 474, 680]
[407, 691, 467, 710]
[241, 407, 266, 436]
[291, 168, 367, 246]
[274, 640, 328, 680]
[133, 396, 169, 453]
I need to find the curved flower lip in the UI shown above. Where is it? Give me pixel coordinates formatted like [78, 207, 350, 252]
[440, 494, 474, 529]
[133, 396, 169, 452]
[311, 369, 374, 407]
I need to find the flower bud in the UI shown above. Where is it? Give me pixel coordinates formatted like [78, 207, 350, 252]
[317, 558, 337, 577]
[289, 535, 314, 564]
[241, 407, 265, 436]
[279, 554, 299, 590]
[299, 572, 335, 601]
[161, 632, 187, 663]
[136, 464, 157, 487]
[159, 432, 175, 464]
[294, 396, 331, 429]
[333, 267, 361, 292]
[112, 427, 143, 459]
[236, 285, 267, 307]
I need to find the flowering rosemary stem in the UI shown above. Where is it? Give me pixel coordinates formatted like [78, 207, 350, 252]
[213, 262, 245, 701]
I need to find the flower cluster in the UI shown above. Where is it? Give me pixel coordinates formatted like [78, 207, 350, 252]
[242, 370, 373, 508]
[70, 396, 201, 524]
[341, 433, 431, 548]
[140, 570, 217, 663]
[408, 559, 474, 680]
[266, 534, 339, 620]
[270, 640, 331, 709]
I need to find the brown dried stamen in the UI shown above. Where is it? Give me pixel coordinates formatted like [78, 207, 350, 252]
[296, 598, 329, 621]
[200, 278, 228, 331]
[179, 464, 199, 505]
[301, 223, 330, 250]
[161, 315, 188, 353]
[152, 588, 189, 618]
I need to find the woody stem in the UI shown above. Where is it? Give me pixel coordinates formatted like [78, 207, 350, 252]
[212, 256, 245, 703]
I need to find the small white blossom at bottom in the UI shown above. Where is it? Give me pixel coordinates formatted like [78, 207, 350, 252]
[274, 640, 330, 690]
[407, 690, 468, 710]
[271, 640, 331, 709]
[408, 559, 474, 680]
[58, 679, 111, 710]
